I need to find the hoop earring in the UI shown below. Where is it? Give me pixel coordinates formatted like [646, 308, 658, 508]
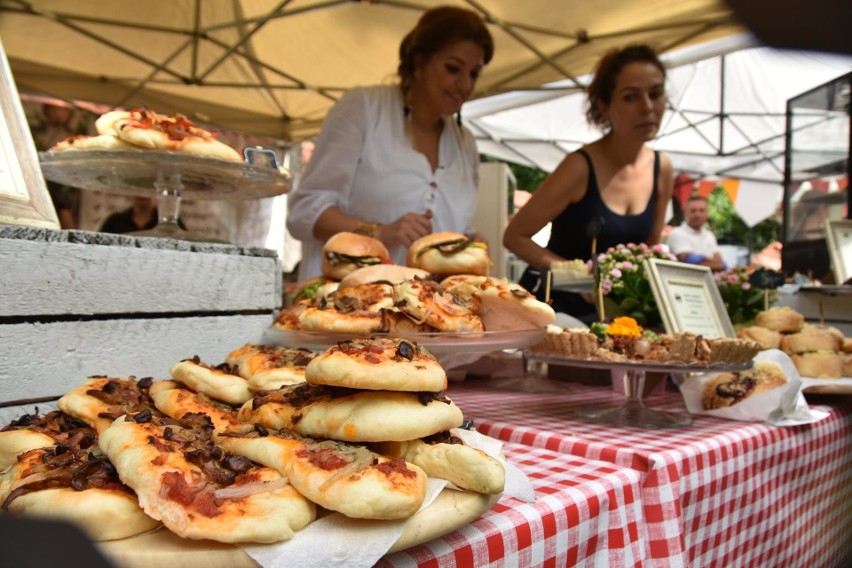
[456, 110, 462, 127]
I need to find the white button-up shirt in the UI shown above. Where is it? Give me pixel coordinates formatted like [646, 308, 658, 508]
[286, 85, 480, 281]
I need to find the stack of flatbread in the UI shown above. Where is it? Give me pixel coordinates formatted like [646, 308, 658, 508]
[0, 338, 504, 545]
[277, 269, 556, 335]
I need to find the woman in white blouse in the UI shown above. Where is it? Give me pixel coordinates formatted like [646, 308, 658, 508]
[286, 6, 494, 280]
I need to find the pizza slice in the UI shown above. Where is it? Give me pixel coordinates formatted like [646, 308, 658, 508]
[0, 411, 96, 471]
[170, 356, 253, 405]
[0, 441, 159, 541]
[224, 344, 315, 391]
[371, 430, 505, 495]
[239, 384, 464, 442]
[218, 423, 427, 520]
[57, 376, 161, 434]
[98, 410, 315, 543]
[297, 284, 394, 333]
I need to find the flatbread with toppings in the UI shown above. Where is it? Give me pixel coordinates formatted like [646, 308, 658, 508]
[224, 344, 316, 391]
[0, 411, 96, 471]
[393, 278, 484, 332]
[0, 442, 159, 541]
[49, 133, 137, 152]
[151, 383, 242, 437]
[111, 108, 242, 161]
[219, 424, 427, 520]
[98, 410, 315, 543]
[170, 356, 253, 406]
[57, 376, 160, 434]
[441, 275, 556, 331]
[306, 337, 446, 392]
[239, 384, 463, 442]
[297, 283, 395, 333]
[372, 430, 504, 495]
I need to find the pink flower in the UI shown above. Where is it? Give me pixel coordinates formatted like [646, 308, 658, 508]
[639, 243, 649, 251]
[727, 275, 739, 285]
[621, 261, 634, 269]
[741, 282, 751, 290]
[611, 268, 622, 278]
[602, 278, 613, 292]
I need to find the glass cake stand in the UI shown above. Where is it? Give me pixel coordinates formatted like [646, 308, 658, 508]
[39, 150, 291, 242]
[525, 353, 753, 428]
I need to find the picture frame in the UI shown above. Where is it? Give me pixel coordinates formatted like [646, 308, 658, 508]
[644, 258, 735, 339]
[825, 219, 852, 285]
[0, 37, 59, 229]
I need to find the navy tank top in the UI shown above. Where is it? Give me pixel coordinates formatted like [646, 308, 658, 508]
[547, 149, 659, 260]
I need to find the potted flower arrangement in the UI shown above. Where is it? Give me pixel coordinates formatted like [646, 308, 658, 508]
[714, 265, 778, 326]
[589, 243, 677, 327]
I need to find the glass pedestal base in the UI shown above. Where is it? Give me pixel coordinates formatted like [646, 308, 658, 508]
[575, 399, 692, 428]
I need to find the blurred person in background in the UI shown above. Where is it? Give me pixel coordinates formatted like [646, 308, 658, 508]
[666, 194, 725, 271]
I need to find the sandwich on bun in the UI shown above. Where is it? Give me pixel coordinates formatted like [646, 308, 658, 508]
[407, 232, 490, 276]
[322, 232, 391, 281]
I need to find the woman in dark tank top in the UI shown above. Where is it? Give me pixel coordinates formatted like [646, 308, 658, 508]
[504, 45, 674, 323]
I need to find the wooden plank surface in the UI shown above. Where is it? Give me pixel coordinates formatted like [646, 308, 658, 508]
[0, 236, 282, 316]
[0, 315, 274, 408]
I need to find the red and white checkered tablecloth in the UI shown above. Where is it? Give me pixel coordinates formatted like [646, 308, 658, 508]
[378, 440, 646, 567]
[446, 380, 852, 567]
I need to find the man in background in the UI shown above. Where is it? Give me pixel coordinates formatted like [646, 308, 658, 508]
[667, 195, 725, 271]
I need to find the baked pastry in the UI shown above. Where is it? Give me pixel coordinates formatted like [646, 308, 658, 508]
[841, 337, 852, 354]
[792, 352, 844, 378]
[530, 326, 600, 358]
[754, 307, 804, 333]
[549, 259, 590, 280]
[737, 326, 782, 350]
[780, 332, 842, 355]
[702, 362, 787, 409]
[707, 337, 762, 364]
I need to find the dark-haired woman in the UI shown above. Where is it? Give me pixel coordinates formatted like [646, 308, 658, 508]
[504, 44, 674, 323]
[287, 6, 493, 280]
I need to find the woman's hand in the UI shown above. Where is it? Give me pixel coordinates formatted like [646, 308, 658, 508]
[378, 211, 433, 248]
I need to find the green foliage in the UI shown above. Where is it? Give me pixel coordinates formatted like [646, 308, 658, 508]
[704, 188, 780, 252]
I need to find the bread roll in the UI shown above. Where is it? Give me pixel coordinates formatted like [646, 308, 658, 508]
[792, 352, 844, 378]
[755, 307, 804, 333]
[737, 326, 782, 350]
[780, 332, 842, 355]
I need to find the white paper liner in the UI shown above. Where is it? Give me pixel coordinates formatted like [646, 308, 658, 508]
[241, 430, 533, 567]
[676, 349, 829, 426]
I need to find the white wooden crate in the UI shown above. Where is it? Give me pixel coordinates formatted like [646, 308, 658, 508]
[0, 227, 283, 419]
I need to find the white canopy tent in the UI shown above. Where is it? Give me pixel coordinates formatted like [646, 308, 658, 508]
[464, 36, 852, 226]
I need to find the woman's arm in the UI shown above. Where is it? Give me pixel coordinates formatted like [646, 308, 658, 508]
[645, 152, 673, 246]
[503, 152, 587, 270]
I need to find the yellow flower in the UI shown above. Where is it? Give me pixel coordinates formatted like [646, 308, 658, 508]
[605, 316, 643, 337]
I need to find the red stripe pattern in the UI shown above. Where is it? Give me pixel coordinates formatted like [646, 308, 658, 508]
[378, 441, 647, 567]
[438, 381, 852, 566]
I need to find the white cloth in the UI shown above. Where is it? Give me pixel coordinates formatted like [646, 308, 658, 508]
[286, 85, 481, 281]
[666, 222, 720, 258]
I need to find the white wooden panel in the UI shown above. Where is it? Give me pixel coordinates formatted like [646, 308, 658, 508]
[474, 162, 512, 278]
[0, 237, 281, 316]
[0, 315, 274, 403]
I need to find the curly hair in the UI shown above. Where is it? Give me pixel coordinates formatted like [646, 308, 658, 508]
[585, 44, 666, 130]
[397, 6, 494, 101]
